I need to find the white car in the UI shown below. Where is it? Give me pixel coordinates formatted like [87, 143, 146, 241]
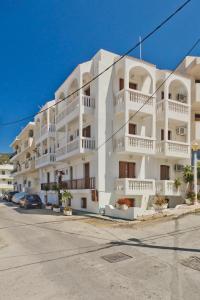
[12, 192, 28, 204]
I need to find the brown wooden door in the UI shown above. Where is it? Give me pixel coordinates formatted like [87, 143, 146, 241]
[160, 165, 170, 180]
[129, 123, 136, 135]
[119, 162, 135, 178]
[119, 78, 124, 90]
[82, 126, 91, 138]
[84, 163, 90, 188]
[85, 87, 90, 96]
[129, 82, 137, 90]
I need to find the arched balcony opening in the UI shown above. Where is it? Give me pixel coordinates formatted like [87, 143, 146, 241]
[28, 129, 34, 138]
[56, 92, 66, 116]
[129, 66, 153, 94]
[41, 111, 47, 127]
[168, 80, 188, 103]
[68, 78, 79, 102]
[82, 72, 92, 96]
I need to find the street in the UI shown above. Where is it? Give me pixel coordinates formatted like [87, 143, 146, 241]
[0, 200, 200, 300]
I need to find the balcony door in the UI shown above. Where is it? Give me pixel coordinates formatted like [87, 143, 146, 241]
[160, 165, 170, 180]
[84, 163, 90, 188]
[119, 161, 136, 178]
[82, 126, 91, 138]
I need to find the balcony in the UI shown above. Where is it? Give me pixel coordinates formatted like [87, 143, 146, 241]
[0, 183, 13, 190]
[56, 95, 95, 127]
[35, 124, 56, 143]
[13, 159, 35, 175]
[0, 174, 13, 180]
[56, 137, 95, 160]
[114, 89, 154, 115]
[155, 180, 181, 196]
[41, 177, 95, 191]
[60, 177, 95, 190]
[115, 178, 155, 195]
[114, 135, 155, 155]
[35, 153, 56, 168]
[11, 137, 34, 161]
[157, 99, 189, 122]
[156, 141, 190, 159]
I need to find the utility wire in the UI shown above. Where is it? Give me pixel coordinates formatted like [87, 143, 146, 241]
[0, 0, 192, 127]
[96, 37, 200, 151]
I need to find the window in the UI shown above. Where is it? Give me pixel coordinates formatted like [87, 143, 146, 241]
[161, 130, 172, 140]
[70, 135, 74, 141]
[195, 114, 200, 121]
[129, 123, 136, 135]
[161, 91, 164, 99]
[168, 93, 172, 99]
[119, 162, 136, 178]
[195, 80, 200, 84]
[81, 197, 87, 209]
[168, 130, 172, 140]
[160, 165, 170, 180]
[82, 126, 91, 138]
[129, 82, 137, 90]
[84, 86, 90, 96]
[161, 129, 164, 141]
[28, 181, 31, 188]
[119, 78, 124, 90]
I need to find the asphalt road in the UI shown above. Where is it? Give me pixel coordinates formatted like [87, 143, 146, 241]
[0, 200, 200, 300]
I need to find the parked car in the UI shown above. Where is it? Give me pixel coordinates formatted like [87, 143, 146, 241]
[19, 194, 42, 209]
[12, 192, 28, 204]
[5, 191, 19, 202]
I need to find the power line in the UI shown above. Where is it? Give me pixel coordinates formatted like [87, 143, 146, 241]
[0, 0, 192, 127]
[96, 37, 200, 151]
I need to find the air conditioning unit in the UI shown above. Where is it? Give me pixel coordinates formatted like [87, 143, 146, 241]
[176, 127, 186, 136]
[174, 164, 184, 172]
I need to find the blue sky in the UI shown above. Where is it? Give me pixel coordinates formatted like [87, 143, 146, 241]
[0, 0, 199, 152]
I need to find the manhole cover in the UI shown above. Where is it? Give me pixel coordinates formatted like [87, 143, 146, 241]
[180, 256, 200, 271]
[102, 252, 132, 263]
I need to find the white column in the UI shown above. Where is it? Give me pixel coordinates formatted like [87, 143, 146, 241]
[194, 150, 198, 205]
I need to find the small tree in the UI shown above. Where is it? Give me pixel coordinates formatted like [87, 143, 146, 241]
[183, 165, 193, 193]
[174, 178, 181, 190]
[62, 190, 73, 208]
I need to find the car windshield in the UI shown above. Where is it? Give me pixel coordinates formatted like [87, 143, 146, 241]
[27, 195, 40, 202]
[15, 193, 27, 199]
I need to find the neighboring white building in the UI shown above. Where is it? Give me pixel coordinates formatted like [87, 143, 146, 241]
[10, 122, 40, 193]
[10, 50, 195, 219]
[0, 163, 14, 196]
[178, 56, 200, 146]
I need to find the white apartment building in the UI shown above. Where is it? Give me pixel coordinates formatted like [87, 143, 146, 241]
[11, 49, 193, 219]
[0, 163, 14, 196]
[11, 122, 40, 193]
[178, 57, 200, 150]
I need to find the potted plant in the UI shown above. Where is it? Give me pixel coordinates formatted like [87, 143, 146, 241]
[52, 204, 61, 213]
[174, 178, 181, 190]
[117, 198, 130, 210]
[61, 190, 73, 216]
[153, 194, 168, 211]
[185, 191, 195, 205]
[45, 202, 52, 210]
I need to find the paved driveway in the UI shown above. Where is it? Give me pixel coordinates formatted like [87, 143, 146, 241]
[0, 200, 200, 300]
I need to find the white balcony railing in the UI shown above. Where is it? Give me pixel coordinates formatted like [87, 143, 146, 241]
[56, 94, 95, 124]
[114, 89, 154, 114]
[156, 141, 190, 158]
[56, 137, 95, 159]
[156, 99, 189, 120]
[156, 180, 181, 196]
[114, 135, 155, 154]
[35, 153, 56, 168]
[115, 178, 155, 195]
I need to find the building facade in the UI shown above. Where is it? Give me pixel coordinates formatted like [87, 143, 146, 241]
[11, 50, 195, 218]
[0, 163, 14, 196]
